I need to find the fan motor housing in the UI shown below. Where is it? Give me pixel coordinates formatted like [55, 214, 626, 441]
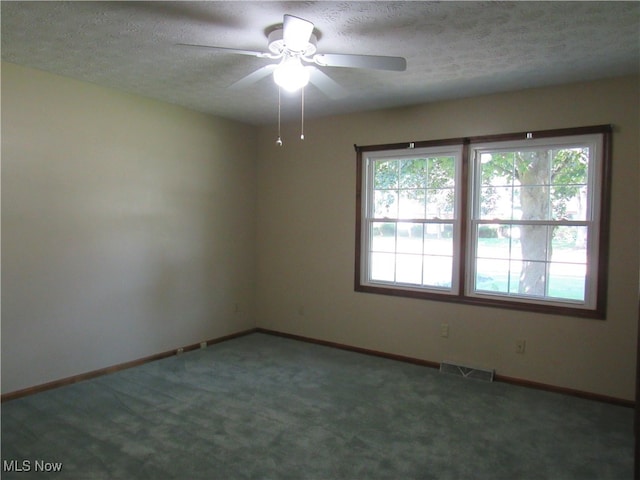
[268, 28, 317, 56]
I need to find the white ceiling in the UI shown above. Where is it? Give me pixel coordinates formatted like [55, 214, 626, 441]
[2, 1, 639, 125]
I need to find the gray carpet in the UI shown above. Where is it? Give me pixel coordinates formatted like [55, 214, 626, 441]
[1, 333, 633, 479]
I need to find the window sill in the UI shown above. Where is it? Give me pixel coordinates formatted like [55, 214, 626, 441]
[354, 283, 605, 319]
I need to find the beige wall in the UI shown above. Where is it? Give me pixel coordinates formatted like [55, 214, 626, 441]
[255, 75, 640, 401]
[2, 61, 638, 402]
[1, 62, 257, 394]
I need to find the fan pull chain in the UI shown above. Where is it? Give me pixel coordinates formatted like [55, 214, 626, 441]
[276, 87, 283, 147]
[300, 86, 305, 140]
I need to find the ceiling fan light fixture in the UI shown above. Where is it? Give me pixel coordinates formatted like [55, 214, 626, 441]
[178, 12, 406, 143]
[273, 56, 310, 92]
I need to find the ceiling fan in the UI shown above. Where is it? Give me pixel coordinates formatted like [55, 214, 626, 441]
[178, 14, 407, 98]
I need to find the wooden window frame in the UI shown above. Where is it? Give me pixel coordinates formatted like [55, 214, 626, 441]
[354, 125, 612, 319]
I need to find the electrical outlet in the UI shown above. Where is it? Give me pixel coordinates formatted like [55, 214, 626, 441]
[440, 323, 449, 338]
[515, 339, 526, 354]
[200, 342, 207, 349]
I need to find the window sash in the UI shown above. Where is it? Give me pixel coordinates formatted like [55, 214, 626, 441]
[365, 218, 457, 291]
[466, 220, 595, 308]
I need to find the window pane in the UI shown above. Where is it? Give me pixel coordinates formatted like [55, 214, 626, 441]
[552, 185, 587, 221]
[550, 147, 589, 220]
[551, 147, 589, 186]
[548, 226, 588, 301]
[480, 152, 515, 186]
[370, 252, 395, 282]
[479, 185, 519, 220]
[399, 189, 426, 219]
[371, 222, 396, 252]
[399, 158, 427, 188]
[427, 188, 455, 219]
[548, 263, 586, 301]
[427, 156, 455, 188]
[424, 227, 453, 255]
[519, 186, 550, 220]
[476, 224, 518, 260]
[396, 254, 422, 284]
[518, 225, 550, 262]
[551, 226, 587, 264]
[423, 255, 452, 288]
[374, 190, 398, 218]
[424, 222, 454, 288]
[516, 260, 546, 296]
[475, 258, 511, 293]
[397, 223, 423, 254]
[515, 150, 552, 185]
[374, 160, 398, 189]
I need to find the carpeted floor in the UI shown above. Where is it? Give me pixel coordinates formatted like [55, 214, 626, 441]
[1, 333, 633, 479]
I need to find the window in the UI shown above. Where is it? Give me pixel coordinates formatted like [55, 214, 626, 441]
[355, 125, 611, 318]
[358, 142, 463, 293]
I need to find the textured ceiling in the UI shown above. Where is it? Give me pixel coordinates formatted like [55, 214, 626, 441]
[2, 1, 639, 125]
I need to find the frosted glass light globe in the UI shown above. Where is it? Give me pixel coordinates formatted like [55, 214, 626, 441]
[273, 57, 310, 92]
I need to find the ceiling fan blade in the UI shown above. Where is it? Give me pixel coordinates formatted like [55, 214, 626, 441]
[313, 53, 407, 72]
[308, 67, 347, 99]
[283, 14, 314, 52]
[177, 43, 270, 58]
[228, 64, 277, 90]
